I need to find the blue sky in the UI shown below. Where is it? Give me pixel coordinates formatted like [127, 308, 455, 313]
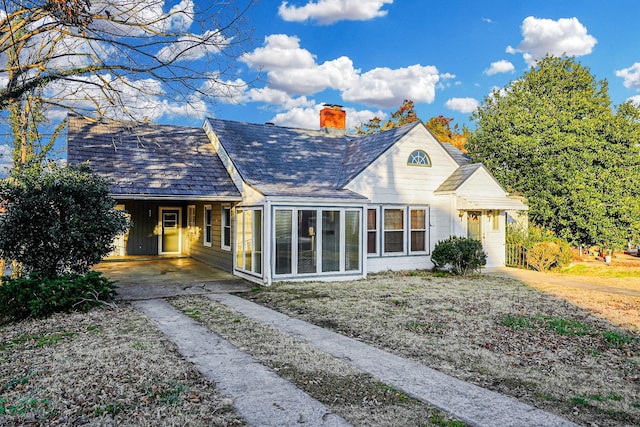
[2, 0, 640, 170]
[201, 0, 640, 131]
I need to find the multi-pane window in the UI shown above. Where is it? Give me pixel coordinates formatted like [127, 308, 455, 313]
[367, 209, 377, 254]
[407, 150, 431, 166]
[236, 208, 262, 275]
[221, 206, 231, 250]
[383, 208, 404, 253]
[203, 205, 212, 247]
[274, 207, 361, 276]
[410, 208, 427, 252]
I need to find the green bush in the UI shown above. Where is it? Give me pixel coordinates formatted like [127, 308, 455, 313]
[0, 271, 116, 321]
[0, 161, 130, 277]
[507, 224, 573, 271]
[431, 236, 487, 275]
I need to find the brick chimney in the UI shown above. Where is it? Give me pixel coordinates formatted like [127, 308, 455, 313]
[320, 104, 346, 133]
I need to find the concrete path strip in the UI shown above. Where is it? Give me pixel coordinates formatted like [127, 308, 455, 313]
[132, 299, 350, 427]
[209, 293, 578, 427]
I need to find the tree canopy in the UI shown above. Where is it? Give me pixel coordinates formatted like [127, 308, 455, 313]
[467, 56, 640, 248]
[356, 100, 468, 151]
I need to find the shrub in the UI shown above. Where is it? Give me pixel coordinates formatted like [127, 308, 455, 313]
[508, 224, 573, 271]
[431, 236, 487, 275]
[526, 241, 560, 272]
[0, 271, 116, 321]
[0, 161, 130, 277]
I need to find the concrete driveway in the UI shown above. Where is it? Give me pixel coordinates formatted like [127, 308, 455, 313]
[94, 257, 253, 300]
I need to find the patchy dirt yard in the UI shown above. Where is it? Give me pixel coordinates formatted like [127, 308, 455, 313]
[0, 307, 245, 426]
[242, 271, 640, 427]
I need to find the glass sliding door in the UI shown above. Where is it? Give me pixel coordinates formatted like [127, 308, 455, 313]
[345, 211, 360, 271]
[297, 210, 317, 274]
[275, 210, 293, 275]
[322, 211, 340, 272]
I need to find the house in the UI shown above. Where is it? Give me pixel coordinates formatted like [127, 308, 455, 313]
[67, 107, 527, 285]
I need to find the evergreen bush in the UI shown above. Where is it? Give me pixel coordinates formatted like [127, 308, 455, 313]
[431, 236, 487, 275]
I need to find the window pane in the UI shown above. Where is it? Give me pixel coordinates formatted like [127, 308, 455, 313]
[411, 209, 425, 229]
[384, 231, 404, 253]
[298, 210, 317, 274]
[275, 210, 292, 275]
[384, 209, 403, 229]
[204, 206, 212, 245]
[345, 211, 360, 271]
[235, 209, 243, 268]
[367, 209, 376, 230]
[244, 210, 253, 272]
[253, 210, 262, 274]
[367, 232, 377, 254]
[411, 231, 425, 252]
[322, 211, 340, 272]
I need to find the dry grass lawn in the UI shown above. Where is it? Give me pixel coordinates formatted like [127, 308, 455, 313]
[242, 270, 640, 427]
[1, 262, 638, 426]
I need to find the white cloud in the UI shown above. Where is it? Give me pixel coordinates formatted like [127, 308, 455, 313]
[270, 104, 384, 130]
[445, 97, 479, 114]
[156, 30, 231, 63]
[485, 60, 514, 76]
[241, 34, 317, 70]
[0, 144, 12, 178]
[628, 95, 640, 106]
[278, 0, 393, 25]
[246, 87, 314, 109]
[242, 34, 442, 110]
[90, 0, 194, 36]
[342, 65, 439, 108]
[45, 74, 209, 122]
[506, 16, 597, 65]
[615, 63, 640, 91]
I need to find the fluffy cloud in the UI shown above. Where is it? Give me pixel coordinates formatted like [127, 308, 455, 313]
[342, 65, 439, 108]
[506, 16, 597, 65]
[246, 87, 315, 109]
[270, 104, 384, 130]
[445, 97, 479, 114]
[241, 34, 443, 111]
[628, 95, 640, 106]
[278, 0, 393, 25]
[0, 144, 12, 178]
[46, 74, 209, 122]
[90, 0, 194, 36]
[485, 60, 515, 76]
[156, 30, 231, 63]
[615, 63, 640, 90]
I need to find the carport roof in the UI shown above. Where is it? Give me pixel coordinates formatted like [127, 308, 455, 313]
[67, 115, 241, 200]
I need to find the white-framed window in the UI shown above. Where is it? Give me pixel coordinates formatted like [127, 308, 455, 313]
[491, 210, 500, 231]
[407, 150, 431, 166]
[221, 205, 231, 250]
[370, 205, 430, 256]
[273, 207, 361, 277]
[204, 204, 212, 247]
[235, 207, 262, 276]
[187, 205, 196, 229]
[410, 208, 428, 253]
[367, 208, 378, 255]
[383, 208, 405, 254]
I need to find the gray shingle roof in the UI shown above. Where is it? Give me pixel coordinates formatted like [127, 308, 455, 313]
[67, 115, 241, 199]
[439, 142, 471, 166]
[435, 163, 483, 192]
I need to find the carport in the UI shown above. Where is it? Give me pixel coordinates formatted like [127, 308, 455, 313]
[95, 257, 252, 300]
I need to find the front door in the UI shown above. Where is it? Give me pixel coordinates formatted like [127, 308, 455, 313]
[467, 211, 482, 241]
[159, 208, 181, 254]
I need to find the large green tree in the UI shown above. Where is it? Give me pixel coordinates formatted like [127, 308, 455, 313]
[467, 56, 640, 248]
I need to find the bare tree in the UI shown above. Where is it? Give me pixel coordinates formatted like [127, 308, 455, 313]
[1, 0, 255, 165]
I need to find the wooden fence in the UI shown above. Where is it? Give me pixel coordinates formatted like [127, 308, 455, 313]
[505, 244, 529, 269]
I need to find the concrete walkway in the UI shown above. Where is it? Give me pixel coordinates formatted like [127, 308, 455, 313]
[131, 296, 579, 426]
[207, 294, 577, 427]
[133, 298, 350, 427]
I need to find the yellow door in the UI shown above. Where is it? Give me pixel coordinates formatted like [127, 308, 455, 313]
[161, 209, 181, 254]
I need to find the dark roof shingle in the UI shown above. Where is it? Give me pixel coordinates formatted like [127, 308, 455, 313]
[67, 115, 241, 199]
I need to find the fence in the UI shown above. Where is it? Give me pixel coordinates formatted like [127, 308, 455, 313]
[505, 244, 529, 269]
